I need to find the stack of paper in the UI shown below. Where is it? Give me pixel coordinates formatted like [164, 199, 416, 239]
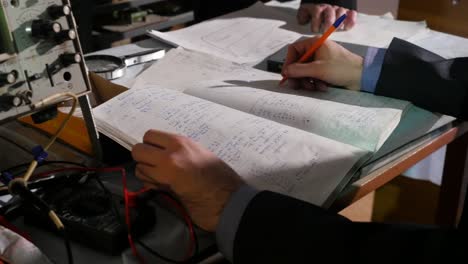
[148, 2, 429, 63]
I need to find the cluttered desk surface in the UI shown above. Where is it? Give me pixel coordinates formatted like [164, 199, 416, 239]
[3, 1, 468, 263]
[91, 1, 466, 199]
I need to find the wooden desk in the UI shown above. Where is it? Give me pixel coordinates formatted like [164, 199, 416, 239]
[398, 0, 468, 38]
[332, 122, 468, 227]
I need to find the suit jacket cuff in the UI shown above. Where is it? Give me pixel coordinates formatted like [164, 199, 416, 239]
[301, 0, 357, 10]
[216, 185, 259, 262]
[361, 47, 387, 93]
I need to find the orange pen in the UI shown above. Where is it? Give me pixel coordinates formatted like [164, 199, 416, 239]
[279, 14, 347, 85]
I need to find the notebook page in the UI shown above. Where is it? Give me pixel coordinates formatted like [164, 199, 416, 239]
[186, 83, 404, 152]
[133, 48, 409, 152]
[93, 85, 366, 206]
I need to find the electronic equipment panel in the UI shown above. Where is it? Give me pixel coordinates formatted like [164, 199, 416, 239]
[0, 0, 90, 122]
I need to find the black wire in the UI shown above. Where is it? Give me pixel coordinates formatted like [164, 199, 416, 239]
[0, 161, 89, 195]
[94, 176, 121, 222]
[7, 180, 75, 264]
[137, 240, 186, 264]
[2, 160, 87, 175]
[156, 191, 200, 256]
[137, 191, 200, 264]
[95, 174, 199, 263]
[60, 228, 74, 264]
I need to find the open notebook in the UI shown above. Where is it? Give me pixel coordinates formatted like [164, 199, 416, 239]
[93, 48, 410, 207]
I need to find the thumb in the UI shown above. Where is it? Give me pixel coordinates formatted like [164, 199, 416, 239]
[284, 61, 327, 80]
[297, 7, 311, 25]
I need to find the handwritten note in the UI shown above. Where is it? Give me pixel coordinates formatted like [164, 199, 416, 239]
[94, 85, 366, 205]
[187, 84, 405, 152]
[133, 48, 409, 152]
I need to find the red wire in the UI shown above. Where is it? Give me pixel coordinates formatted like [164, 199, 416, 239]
[0, 215, 32, 242]
[30, 166, 197, 263]
[121, 168, 146, 264]
[159, 193, 197, 260]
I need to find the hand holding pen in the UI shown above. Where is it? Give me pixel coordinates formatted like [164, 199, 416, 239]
[280, 14, 364, 91]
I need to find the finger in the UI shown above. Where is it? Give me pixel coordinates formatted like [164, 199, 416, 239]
[132, 143, 166, 166]
[296, 6, 311, 25]
[301, 79, 315, 90]
[136, 163, 173, 186]
[335, 7, 347, 30]
[310, 5, 325, 33]
[282, 37, 321, 76]
[135, 163, 157, 180]
[142, 129, 180, 149]
[140, 178, 160, 189]
[315, 79, 329, 91]
[286, 78, 301, 90]
[135, 167, 159, 186]
[282, 45, 301, 76]
[284, 61, 326, 80]
[344, 10, 357, 30]
[322, 6, 335, 31]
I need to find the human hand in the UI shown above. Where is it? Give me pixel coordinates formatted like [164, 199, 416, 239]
[281, 37, 363, 91]
[297, 3, 357, 33]
[131, 129, 245, 232]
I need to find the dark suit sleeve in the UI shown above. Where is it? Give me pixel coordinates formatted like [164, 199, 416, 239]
[233, 191, 466, 263]
[374, 38, 468, 120]
[301, 0, 356, 9]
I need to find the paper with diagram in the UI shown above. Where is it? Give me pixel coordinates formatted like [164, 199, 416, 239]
[148, 15, 300, 64]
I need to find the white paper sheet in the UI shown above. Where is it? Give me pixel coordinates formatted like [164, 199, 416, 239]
[328, 13, 428, 48]
[408, 29, 468, 59]
[265, 0, 301, 10]
[148, 18, 300, 64]
[132, 47, 279, 91]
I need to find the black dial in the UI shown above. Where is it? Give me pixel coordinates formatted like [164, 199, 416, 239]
[55, 29, 77, 43]
[61, 53, 82, 66]
[47, 5, 72, 19]
[30, 20, 62, 39]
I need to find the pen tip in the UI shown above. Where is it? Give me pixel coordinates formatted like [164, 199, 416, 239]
[333, 14, 347, 28]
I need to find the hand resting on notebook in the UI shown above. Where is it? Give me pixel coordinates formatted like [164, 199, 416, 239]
[131, 129, 244, 232]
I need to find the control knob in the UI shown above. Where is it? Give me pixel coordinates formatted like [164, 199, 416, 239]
[61, 53, 82, 67]
[48, 4, 72, 19]
[0, 71, 17, 86]
[31, 20, 62, 39]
